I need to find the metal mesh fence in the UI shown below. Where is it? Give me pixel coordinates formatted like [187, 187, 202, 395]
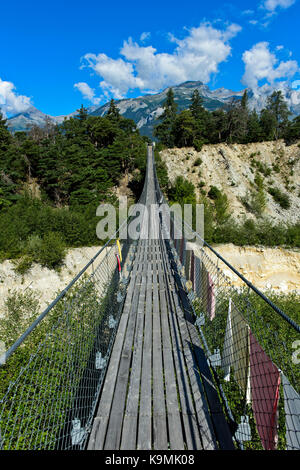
[0, 151, 153, 451]
[153, 155, 300, 450]
[0, 235, 139, 450]
[1, 145, 299, 451]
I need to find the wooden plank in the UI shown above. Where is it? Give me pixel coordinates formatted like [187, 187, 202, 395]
[103, 272, 142, 450]
[137, 264, 153, 450]
[163, 242, 218, 451]
[158, 246, 203, 450]
[158, 269, 185, 450]
[191, 344, 235, 450]
[152, 266, 168, 450]
[120, 273, 146, 450]
[87, 269, 138, 450]
[169, 240, 234, 450]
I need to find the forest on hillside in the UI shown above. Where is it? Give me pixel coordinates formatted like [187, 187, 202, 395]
[154, 87, 300, 148]
[0, 101, 148, 270]
[1, 89, 300, 273]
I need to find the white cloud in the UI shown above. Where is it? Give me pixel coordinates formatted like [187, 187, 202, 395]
[242, 42, 299, 89]
[0, 78, 32, 117]
[74, 82, 101, 104]
[140, 32, 151, 42]
[81, 22, 241, 100]
[262, 0, 296, 11]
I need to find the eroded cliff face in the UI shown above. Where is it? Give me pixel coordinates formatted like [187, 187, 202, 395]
[198, 244, 300, 293]
[0, 243, 299, 319]
[160, 140, 300, 224]
[0, 246, 104, 316]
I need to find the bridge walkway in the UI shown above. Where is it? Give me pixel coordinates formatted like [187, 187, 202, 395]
[87, 147, 234, 450]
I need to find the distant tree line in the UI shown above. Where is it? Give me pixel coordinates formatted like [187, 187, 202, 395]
[154, 88, 300, 149]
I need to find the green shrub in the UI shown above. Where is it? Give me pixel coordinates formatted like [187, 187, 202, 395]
[193, 139, 204, 152]
[272, 164, 280, 173]
[14, 256, 34, 275]
[38, 232, 66, 269]
[268, 187, 291, 209]
[254, 172, 264, 189]
[208, 186, 221, 200]
[168, 176, 197, 205]
[193, 157, 202, 166]
[25, 234, 43, 259]
[214, 192, 230, 225]
[0, 289, 40, 347]
[241, 188, 266, 217]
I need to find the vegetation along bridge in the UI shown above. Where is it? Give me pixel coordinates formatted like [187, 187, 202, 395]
[0, 146, 299, 451]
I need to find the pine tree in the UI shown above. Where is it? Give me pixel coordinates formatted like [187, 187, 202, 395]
[0, 112, 11, 152]
[284, 115, 300, 143]
[154, 88, 177, 147]
[265, 90, 291, 140]
[106, 99, 120, 121]
[241, 89, 249, 110]
[190, 89, 204, 120]
[247, 110, 263, 142]
[173, 110, 196, 147]
[260, 108, 277, 141]
[76, 104, 89, 122]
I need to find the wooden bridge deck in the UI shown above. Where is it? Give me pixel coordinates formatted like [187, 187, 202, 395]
[87, 148, 234, 451]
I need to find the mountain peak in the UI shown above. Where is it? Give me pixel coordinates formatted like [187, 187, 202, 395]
[177, 81, 204, 88]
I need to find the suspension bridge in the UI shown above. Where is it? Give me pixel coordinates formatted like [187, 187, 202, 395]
[0, 145, 299, 451]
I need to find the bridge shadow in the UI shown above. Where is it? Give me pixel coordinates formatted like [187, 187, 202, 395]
[164, 238, 237, 450]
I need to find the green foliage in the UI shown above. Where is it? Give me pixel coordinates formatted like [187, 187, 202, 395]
[154, 148, 169, 192]
[212, 218, 300, 247]
[214, 192, 230, 225]
[193, 138, 205, 151]
[207, 186, 221, 200]
[193, 157, 202, 166]
[0, 108, 147, 265]
[14, 255, 34, 275]
[154, 88, 177, 147]
[168, 176, 196, 205]
[0, 289, 41, 347]
[153, 87, 298, 147]
[0, 278, 113, 449]
[38, 232, 66, 269]
[241, 185, 267, 217]
[193, 289, 299, 450]
[268, 187, 291, 209]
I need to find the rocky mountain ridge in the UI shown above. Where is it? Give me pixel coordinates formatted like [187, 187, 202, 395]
[6, 81, 300, 137]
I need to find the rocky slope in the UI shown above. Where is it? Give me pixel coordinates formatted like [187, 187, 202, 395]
[160, 139, 300, 225]
[197, 243, 300, 293]
[0, 246, 104, 316]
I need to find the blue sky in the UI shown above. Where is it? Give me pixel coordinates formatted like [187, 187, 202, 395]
[0, 0, 299, 116]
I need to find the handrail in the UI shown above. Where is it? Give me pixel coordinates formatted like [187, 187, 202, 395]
[0, 212, 129, 365]
[152, 149, 300, 334]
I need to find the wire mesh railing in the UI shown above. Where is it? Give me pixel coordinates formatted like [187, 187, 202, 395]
[0, 233, 140, 450]
[153, 150, 300, 451]
[0, 150, 152, 450]
[0, 145, 299, 451]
